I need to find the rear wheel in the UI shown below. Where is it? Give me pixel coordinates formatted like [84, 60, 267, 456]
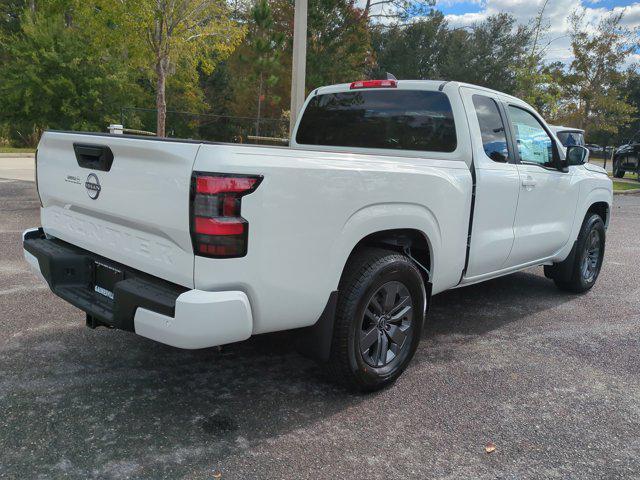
[553, 213, 605, 293]
[328, 248, 425, 392]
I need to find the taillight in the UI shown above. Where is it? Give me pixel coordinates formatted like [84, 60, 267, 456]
[350, 79, 397, 89]
[190, 172, 262, 258]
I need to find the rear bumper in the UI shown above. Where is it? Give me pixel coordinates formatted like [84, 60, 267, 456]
[22, 228, 253, 349]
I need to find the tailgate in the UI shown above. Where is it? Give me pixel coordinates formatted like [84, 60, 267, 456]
[36, 132, 200, 288]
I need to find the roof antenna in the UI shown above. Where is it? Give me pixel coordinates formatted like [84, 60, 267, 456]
[386, 72, 398, 81]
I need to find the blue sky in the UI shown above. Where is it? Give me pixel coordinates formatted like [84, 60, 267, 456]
[437, 0, 639, 16]
[430, 0, 640, 65]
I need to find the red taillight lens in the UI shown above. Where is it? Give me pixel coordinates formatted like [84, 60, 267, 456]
[194, 217, 245, 236]
[350, 79, 397, 89]
[196, 176, 258, 195]
[190, 172, 262, 258]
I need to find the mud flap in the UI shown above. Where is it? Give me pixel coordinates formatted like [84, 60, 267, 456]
[544, 241, 578, 282]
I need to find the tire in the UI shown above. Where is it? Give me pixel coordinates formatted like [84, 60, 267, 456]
[328, 247, 426, 392]
[613, 159, 625, 178]
[553, 213, 606, 293]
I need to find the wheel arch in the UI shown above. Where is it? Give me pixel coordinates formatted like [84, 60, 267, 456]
[573, 187, 612, 239]
[300, 220, 438, 363]
[555, 187, 611, 264]
[587, 201, 610, 228]
[329, 202, 442, 294]
[342, 228, 432, 287]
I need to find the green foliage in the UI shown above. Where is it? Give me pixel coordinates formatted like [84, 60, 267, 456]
[370, 11, 449, 80]
[0, 1, 146, 146]
[220, 0, 372, 123]
[87, 0, 245, 136]
[306, 0, 373, 88]
[554, 11, 637, 141]
[0, 0, 28, 36]
[237, 0, 286, 119]
[514, 0, 562, 114]
[0, 0, 638, 146]
[618, 70, 640, 142]
[372, 13, 532, 95]
[439, 14, 531, 95]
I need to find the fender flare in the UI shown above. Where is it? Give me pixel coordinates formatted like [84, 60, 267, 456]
[575, 187, 612, 233]
[553, 186, 611, 263]
[328, 202, 441, 291]
[297, 203, 441, 362]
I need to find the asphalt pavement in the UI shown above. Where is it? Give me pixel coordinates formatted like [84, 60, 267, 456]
[1, 179, 639, 479]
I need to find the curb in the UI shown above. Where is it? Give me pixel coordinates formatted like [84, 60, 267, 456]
[0, 153, 35, 158]
[614, 189, 640, 195]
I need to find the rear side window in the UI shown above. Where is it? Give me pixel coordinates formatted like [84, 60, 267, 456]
[295, 90, 457, 153]
[472, 94, 509, 162]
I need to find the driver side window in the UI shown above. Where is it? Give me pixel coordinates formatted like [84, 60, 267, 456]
[508, 106, 555, 167]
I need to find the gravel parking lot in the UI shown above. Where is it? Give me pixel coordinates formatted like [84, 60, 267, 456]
[1, 178, 639, 479]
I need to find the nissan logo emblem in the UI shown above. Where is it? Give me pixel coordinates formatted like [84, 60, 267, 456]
[85, 173, 101, 200]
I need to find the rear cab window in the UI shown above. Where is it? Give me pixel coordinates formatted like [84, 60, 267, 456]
[472, 94, 510, 163]
[295, 89, 457, 153]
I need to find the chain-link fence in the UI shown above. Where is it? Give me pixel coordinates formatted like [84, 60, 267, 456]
[118, 108, 289, 145]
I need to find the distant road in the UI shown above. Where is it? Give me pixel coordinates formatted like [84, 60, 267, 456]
[0, 156, 34, 182]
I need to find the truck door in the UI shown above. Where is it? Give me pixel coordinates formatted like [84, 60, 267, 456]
[460, 87, 520, 278]
[502, 104, 580, 267]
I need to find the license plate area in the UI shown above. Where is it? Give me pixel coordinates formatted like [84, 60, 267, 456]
[93, 261, 123, 300]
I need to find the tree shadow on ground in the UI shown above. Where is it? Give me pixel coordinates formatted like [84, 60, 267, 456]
[426, 269, 572, 338]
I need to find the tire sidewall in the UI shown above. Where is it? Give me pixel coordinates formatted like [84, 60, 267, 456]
[613, 159, 624, 178]
[574, 214, 606, 290]
[345, 258, 425, 388]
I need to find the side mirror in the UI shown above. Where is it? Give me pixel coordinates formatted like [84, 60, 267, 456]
[565, 145, 589, 166]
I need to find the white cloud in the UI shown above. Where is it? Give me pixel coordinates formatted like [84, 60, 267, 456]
[442, 0, 640, 66]
[436, 0, 483, 6]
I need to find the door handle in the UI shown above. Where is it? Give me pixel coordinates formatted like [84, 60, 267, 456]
[73, 143, 114, 172]
[521, 175, 537, 188]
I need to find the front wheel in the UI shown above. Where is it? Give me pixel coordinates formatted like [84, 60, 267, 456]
[552, 213, 606, 293]
[328, 248, 426, 392]
[613, 158, 625, 178]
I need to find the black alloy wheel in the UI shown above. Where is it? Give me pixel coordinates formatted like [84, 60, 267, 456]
[552, 213, 606, 293]
[328, 247, 426, 392]
[580, 228, 601, 284]
[359, 281, 414, 368]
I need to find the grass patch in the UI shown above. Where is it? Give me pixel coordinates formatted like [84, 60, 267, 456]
[608, 171, 638, 180]
[0, 147, 36, 154]
[613, 180, 640, 192]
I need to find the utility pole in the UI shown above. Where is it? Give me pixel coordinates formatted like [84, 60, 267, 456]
[289, 0, 308, 135]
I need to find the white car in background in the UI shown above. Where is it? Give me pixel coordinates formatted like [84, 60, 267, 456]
[549, 125, 586, 149]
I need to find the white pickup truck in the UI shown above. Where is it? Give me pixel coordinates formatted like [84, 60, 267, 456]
[23, 80, 612, 391]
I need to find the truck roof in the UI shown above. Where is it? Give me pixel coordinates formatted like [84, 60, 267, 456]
[313, 79, 530, 108]
[549, 125, 585, 134]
